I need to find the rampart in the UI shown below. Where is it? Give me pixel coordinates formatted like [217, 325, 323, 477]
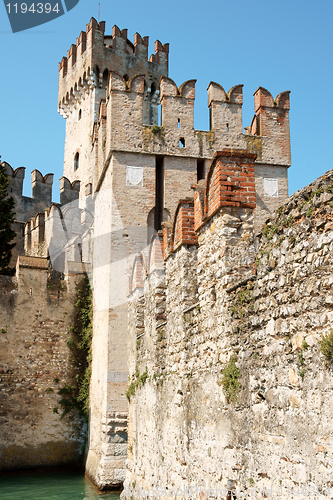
[125, 154, 333, 497]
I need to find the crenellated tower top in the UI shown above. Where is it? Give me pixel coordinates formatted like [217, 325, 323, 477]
[58, 17, 169, 116]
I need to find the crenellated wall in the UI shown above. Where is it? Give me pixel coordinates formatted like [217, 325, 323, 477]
[124, 160, 333, 500]
[92, 73, 290, 234]
[1, 160, 82, 270]
[24, 197, 93, 279]
[1, 162, 55, 265]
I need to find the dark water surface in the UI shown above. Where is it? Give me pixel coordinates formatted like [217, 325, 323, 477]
[0, 472, 121, 500]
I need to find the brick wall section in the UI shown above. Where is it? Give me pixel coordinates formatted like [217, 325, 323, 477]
[171, 199, 198, 251]
[192, 180, 205, 232]
[205, 150, 256, 218]
[190, 149, 257, 232]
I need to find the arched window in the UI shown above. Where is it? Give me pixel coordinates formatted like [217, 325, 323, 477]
[147, 207, 171, 244]
[74, 152, 79, 171]
[78, 109, 82, 120]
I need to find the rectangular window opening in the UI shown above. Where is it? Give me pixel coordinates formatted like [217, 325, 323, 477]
[179, 137, 185, 148]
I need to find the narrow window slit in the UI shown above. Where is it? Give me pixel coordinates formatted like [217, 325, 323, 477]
[197, 159, 205, 182]
[155, 156, 164, 232]
[74, 152, 79, 171]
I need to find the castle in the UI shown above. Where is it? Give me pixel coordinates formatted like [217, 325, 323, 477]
[5, 17, 328, 496]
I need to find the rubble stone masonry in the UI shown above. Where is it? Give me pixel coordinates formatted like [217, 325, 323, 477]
[125, 162, 333, 498]
[0, 256, 85, 470]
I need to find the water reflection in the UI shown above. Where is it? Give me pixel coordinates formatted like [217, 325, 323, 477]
[0, 472, 121, 500]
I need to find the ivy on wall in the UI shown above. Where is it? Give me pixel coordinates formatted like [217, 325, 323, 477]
[57, 276, 92, 419]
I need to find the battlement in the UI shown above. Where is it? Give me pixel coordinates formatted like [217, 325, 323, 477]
[2, 160, 83, 268]
[3, 162, 81, 210]
[59, 176, 80, 205]
[31, 169, 53, 204]
[245, 87, 291, 164]
[160, 77, 196, 129]
[207, 82, 243, 133]
[24, 198, 92, 276]
[2, 161, 25, 197]
[92, 77, 290, 182]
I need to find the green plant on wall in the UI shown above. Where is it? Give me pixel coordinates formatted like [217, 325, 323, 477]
[220, 355, 241, 403]
[126, 366, 149, 401]
[57, 276, 93, 418]
[150, 125, 161, 134]
[319, 330, 333, 365]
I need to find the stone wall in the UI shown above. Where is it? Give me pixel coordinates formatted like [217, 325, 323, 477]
[0, 256, 85, 471]
[124, 166, 333, 499]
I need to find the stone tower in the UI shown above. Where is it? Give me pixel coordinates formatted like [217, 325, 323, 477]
[58, 18, 291, 490]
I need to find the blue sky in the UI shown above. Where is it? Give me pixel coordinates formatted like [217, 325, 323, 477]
[0, 0, 332, 202]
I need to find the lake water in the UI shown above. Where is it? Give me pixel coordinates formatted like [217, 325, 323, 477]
[0, 472, 121, 500]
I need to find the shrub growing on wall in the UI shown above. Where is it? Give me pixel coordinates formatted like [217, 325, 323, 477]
[221, 355, 241, 403]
